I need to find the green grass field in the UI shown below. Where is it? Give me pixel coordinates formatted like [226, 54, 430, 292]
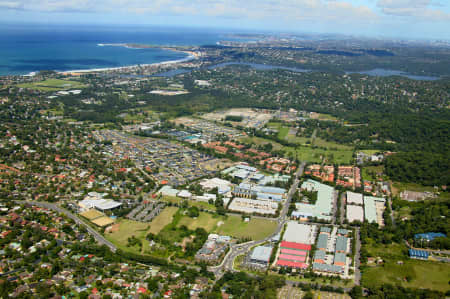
[148, 207, 179, 234]
[240, 136, 353, 164]
[106, 219, 150, 254]
[362, 260, 450, 292]
[313, 138, 354, 151]
[317, 113, 339, 121]
[362, 165, 384, 181]
[286, 146, 354, 164]
[178, 212, 225, 231]
[362, 241, 449, 292]
[18, 79, 86, 91]
[213, 216, 278, 240]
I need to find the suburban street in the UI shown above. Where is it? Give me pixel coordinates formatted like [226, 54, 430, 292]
[208, 161, 307, 278]
[15, 200, 117, 253]
[354, 227, 361, 285]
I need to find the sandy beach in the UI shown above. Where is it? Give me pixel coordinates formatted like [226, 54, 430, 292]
[55, 44, 199, 75]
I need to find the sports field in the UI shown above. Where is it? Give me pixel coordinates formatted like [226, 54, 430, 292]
[214, 216, 278, 240]
[92, 216, 115, 227]
[80, 209, 103, 220]
[18, 79, 86, 91]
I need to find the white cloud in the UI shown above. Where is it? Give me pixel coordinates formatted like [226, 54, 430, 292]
[377, 0, 450, 20]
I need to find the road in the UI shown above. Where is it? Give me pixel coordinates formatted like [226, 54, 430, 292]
[209, 161, 307, 278]
[339, 192, 346, 225]
[354, 227, 361, 285]
[15, 200, 117, 253]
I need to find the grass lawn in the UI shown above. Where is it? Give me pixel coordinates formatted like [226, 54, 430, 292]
[106, 219, 150, 254]
[362, 240, 449, 292]
[267, 122, 290, 140]
[362, 165, 384, 181]
[213, 216, 277, 240]
[239, 136, 284, 151]
[286, 146, 354, 164]
[317, 113, 339, 121]
[313, 138, 354, 151]
[362, 260, 450, 292]
[285, 135, 310, 145]
[178, 212, 224, 231]
[241, 135, 353, 164]
[360, 149, 382, 155]
[148, 207, 178, 234]
[18, 79, 86, 91]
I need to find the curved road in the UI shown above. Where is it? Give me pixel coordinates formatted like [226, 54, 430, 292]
[209, 162, 306, 277]
[15, 200, 117, 252]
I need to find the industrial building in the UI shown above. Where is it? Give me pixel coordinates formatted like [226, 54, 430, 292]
[316, 233, 329, 250]
[249, 246, 273, 266]
[294, 180, 335, 221]
[199, 178, 232, 195]
[276, 222, 315, 270]
[228, 197, 278, 215]
[78, 198, 122, 212]
[233, 183, 286, 202]
[335, 236, 348, 253]
[346, 191, 363, 205]
[346, 205, 364, 223]
[283, 222, 316, 244]
[364, 196, 386, 225]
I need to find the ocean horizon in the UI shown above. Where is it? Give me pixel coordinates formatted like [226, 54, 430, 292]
[0, 24, 231, 76]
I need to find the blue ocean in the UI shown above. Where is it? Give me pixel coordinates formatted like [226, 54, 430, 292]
[0, 24, 229, 76]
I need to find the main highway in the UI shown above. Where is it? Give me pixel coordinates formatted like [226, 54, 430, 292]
[208, 161, 306, 278]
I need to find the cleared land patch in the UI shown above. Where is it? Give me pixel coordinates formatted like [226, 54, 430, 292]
[18, 79, 86, 91]
[177, 212, 224, 231]
[213, 216, 277, 240]
[148, 206, 179, 234]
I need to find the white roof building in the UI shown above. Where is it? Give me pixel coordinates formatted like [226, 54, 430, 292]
[158, 185, 179, 197]
[177, 190, 192, 198]
[283, 221, 316, 244]
[346, 205, 364, 223]
[346, 191, 363, 205]
[199, 178, 232, 194]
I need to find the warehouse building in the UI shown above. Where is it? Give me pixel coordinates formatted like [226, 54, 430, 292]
[346, 191, 363, 205]
[335, 236, 348, 253]
[346, 205, 364, 223]
[249, 246, 273, 266]
[283, 222, 316, 244]
[317, 233, 329, 250]
[334, 252, 347, 266]
[313, 263, 344, 274]
[314, 250, 326, 264]
[295, 180, 335, 221]
[364, 196, 386, 225]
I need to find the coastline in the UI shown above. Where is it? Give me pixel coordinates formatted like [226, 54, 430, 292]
[30, 43, 199, 76]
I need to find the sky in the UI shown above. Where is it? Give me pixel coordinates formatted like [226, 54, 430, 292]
[1, 0, 450, 40]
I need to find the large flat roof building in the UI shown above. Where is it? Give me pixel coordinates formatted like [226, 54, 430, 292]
[346, 205, 364, 223]
[346, 191, 363, 205]
[364, 196, 385, 224]
[296, 180, 335, 221]
[283, 222, 316, 244]
[250, 246, 272, 265]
